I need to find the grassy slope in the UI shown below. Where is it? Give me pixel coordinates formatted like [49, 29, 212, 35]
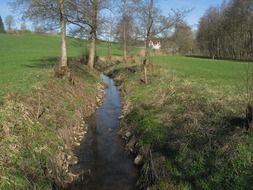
[150, 56, 249, 94]
[0, 33, 82, 97]
[0, 33, 102, 189]
[0, 33, 139, 189]
[109, 55, 253, 190]
[0, 33, 129, 98]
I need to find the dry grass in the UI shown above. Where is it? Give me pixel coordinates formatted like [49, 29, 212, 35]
[0, 64, 101, 189]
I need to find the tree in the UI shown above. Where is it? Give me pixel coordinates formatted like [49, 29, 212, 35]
[5, 15, 15, 31]
[115, 14, 136, 60]
[66, 0, 111, 69]
[116, 0, 137, 63]
[143, 0, 154, 84]
[196, 0, 253, 60]
[100, 15, 115, 60]
[0, 16, 5, 33]
[12, 0, 68, 69]
[59, 0, 67, 68]
[136, 0, 187, 83]
[172, 22, 194, 54]
[88, 0, 98, 69]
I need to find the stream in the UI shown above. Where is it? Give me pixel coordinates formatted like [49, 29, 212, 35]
[67, 74, 138, 190]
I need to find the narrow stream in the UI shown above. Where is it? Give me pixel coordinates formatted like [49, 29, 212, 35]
[68, 74, 137, 190]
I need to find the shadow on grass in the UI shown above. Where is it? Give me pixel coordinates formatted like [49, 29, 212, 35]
[158, 113, 248, 188]
[186, 55, 253, 63]
[23, 57, 58, 69]
[222, 116, 245, 131]
[24, 56, 97, 82]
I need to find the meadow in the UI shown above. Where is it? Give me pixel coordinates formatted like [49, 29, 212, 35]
[0, 33, 127, 98]
[1, 32, 252, 189]
[0, 33, 102, 189]
[150, 55, 251, 95]
[109, 55, 253, 190]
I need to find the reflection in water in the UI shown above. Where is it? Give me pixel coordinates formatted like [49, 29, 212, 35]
[67, 74, 137, 190]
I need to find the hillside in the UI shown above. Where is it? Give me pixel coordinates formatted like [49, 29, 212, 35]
[108, 56, 253, 190]
[0, 33, 103, 189]
[0, 33, 130, 98]
[1, 33, 252, 190]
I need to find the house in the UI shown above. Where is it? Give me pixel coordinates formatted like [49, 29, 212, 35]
[149, 39, 161, 50]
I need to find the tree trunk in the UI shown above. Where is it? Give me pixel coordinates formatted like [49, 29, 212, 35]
[59, 0, 67, 68]
[143, 35, 150, 84]
[143, 0, 153, 84]
[108, 41, 112, 60]
[123, 18, 127, 63]
[88, 0, 98, 69]
[88, 36, 96, 69]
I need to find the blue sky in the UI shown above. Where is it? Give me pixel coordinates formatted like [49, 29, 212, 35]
[0, 0, 11, 20]
[158, 0, 223, 29]
[0, 0, 223, 30]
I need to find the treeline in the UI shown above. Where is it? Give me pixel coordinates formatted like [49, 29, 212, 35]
[196, 0, 253, 60]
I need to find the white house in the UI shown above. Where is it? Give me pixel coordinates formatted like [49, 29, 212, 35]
[149, 39, 161, 50]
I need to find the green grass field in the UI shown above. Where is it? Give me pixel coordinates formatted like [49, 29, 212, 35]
[109, 54, 253, 190]
[0, 33, 130, 98]
[151, 55, 251, 96]
[1, 32, 252, 189]
[0, 33, 102, 189]
[0, 33, 80, 97]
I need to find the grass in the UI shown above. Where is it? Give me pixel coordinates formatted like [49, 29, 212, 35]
[1, 32, 252, 189]
[96, 41, 139, 57]
[108, 55, 253, 190]
[150, 55, 251, 96]
[0, 68, 100, 189]
[0, 33, 132, 98]
[0, 33, 103, 189]
[0, 33, 80, 97]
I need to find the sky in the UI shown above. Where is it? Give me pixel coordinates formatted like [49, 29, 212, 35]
[0, 0, 224, 30]
[158, 0, 223, 30]
[0, 0, 11, 20]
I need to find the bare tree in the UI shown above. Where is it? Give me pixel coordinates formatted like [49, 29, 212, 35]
[136, 0, 187, 83]
[197, 0, 253, 60]
[101, 15, 115, 60]
[115, 15, 136, 58]
[172, 22, 194, 55]
[116, 0, 136, 63]
[11, 0, 68, 70]
[5, 15, 15, 31]
[66, 0, 111, 69]
[88, 0, 98, 69]
[59, 0, 67, 68]
[143, 0, 153, 84]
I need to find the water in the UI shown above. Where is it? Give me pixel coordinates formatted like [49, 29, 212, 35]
[67, 74, 137, 190]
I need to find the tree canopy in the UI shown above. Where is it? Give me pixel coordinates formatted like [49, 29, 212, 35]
[196, 0, 253, 60]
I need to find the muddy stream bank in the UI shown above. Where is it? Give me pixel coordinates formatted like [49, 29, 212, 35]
[66, 74, 138, 190]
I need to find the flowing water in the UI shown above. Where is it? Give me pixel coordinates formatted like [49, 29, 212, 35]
[67, 74, 137, 190]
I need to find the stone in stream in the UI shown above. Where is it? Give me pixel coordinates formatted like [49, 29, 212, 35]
[118, 115, 124, 120]
[134, 154, 143, 165]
